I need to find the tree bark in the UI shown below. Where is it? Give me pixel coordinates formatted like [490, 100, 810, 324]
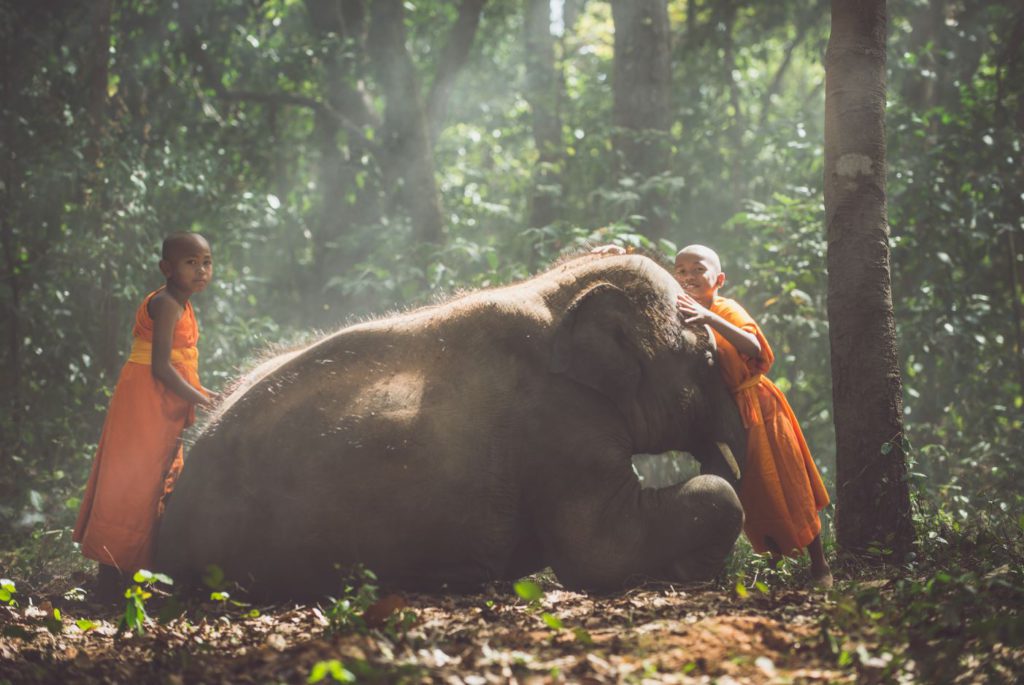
[426, 0, 487, 141]
[524, 0, 563, 229]
[610, 0, 672, 239]
[367, 0, 445, 245]
[0, 38, 21, 434]
[824, 0, 913, 560]
[84, 0, 121, 379]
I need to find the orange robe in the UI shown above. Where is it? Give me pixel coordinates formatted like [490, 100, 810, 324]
[710, 296, 830, 556]
[73, 288, 201, 573]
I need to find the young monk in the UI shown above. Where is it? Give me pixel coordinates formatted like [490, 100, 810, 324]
[672, 244, 832, 587]
[591, 242, 832, 586]
[73, 232, 217, 599]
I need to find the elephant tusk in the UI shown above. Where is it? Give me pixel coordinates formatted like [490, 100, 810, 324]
[704, 324, 717, 351]
[715, 441, 741, 480]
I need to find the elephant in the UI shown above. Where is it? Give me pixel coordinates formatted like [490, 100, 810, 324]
[156, 253, 747, 599]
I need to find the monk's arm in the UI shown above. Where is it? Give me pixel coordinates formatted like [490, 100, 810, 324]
[676, 293, 762, 359]
[149, 295, 211, 406]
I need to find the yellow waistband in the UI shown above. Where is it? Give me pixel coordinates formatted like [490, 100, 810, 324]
[128, 339, 198, 366]
[732, 374, 763, 393]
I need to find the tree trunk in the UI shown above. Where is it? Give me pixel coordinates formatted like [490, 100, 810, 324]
[0, 37, 21, 435]
[426, 0, 487, 141]
[524, 0, 563, 229]
[85, 0, 121, 379]
[302, 0, 381, 318]
[367, 0, 445, 245]
[610, 0, 671, 239]
[824, 0, 913, 560]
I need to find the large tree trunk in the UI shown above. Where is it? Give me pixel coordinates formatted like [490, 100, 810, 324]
[523, 0, 563, 229]
[824, 0, 913, 560]
[610, 0, 671, 239]
[367, 0, 446, 245]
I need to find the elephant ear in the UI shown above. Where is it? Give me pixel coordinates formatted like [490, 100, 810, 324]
[550, 283, 642, 404]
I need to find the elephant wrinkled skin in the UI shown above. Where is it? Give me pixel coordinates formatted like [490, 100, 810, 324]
[157, 254, 746, 598]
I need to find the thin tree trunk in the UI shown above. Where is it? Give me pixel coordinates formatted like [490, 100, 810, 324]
[524, 0, 563, 229]
[610, 0, 672, 239]
[426, 0, 487, 141]
[759, 5, 820, 130]
[367, 0, 445, 245]
[824, 0, 913, 560]
[85, 0, 120, 379]
[1007, 228, 1024, 392]
[302, 0, 382, 318]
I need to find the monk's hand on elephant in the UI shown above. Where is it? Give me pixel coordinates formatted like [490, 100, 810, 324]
[591, 244, 627, 256]
[198, 387, 221, 410]
[677, 292, 714, 325]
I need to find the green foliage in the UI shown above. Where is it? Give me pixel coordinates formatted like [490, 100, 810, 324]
[325, 566, 381, 636]
[514, 577, 591, 645]
[0, 579, 16, 607]
[119, 569, 174, 636]
[308, 659, 355, 684]
[322, 565, 416, 642]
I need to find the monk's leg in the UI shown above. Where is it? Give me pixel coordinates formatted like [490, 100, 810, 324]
[807, 534, 833, 587]
[96, 563, 123, 602]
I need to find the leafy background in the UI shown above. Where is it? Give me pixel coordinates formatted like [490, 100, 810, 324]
[1, 0, 1021, 577]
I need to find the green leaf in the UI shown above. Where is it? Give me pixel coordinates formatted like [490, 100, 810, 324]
[880, 442, 893, 455]
[152, 573, 174, 586]
[735, 581, 749, 598]
[572, 627, 593, 645]
[203, 564, 225, 590]
[1, 578, 16, 603]
[514, 580, 543, 603]
[76, 619, 98, 632]
[308, 659, 355, 683]
[541, 612, 563, 630]
[133, 569, 153, 584]
[210, 591, 230, 602]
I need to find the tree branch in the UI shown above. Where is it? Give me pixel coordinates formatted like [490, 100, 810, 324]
[177, 0, 377, 149]
[426, 0, 487, 141]
[759, 3, 822, 129]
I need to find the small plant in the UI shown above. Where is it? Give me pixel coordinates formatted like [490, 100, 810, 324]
[119, 569, 173, 636]
[513, 579, 591, 645]
[325, 565, 382, 635]
[308, 659, 355, 683]
[0, 578, 17, 607]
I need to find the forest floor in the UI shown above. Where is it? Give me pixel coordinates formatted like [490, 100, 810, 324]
[1, 541, 1022, 685]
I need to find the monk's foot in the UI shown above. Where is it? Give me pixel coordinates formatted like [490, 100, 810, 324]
[810, 564, 833, 589]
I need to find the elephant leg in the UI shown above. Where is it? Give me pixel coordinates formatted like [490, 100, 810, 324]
[539, 473, 743, 592]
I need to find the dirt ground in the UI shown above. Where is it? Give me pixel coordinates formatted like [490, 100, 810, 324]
[0, 572, 858, 684]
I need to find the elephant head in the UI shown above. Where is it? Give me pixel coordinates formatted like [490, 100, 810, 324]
[550, 277, 746, 487]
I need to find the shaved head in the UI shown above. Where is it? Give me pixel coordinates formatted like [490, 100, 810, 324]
[675, 244, 722, 273]
[162, 232, 210, 261]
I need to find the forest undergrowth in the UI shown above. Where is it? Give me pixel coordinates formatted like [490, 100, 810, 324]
[1, 498, 1021, 685]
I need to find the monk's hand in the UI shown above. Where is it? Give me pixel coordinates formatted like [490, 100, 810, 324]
[199, 388, 222, 410]
[677, 292, 714, 325]
[591, 244, 627, 256]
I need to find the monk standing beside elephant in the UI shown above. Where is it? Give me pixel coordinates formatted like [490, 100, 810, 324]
[596, 243, 832, 587]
